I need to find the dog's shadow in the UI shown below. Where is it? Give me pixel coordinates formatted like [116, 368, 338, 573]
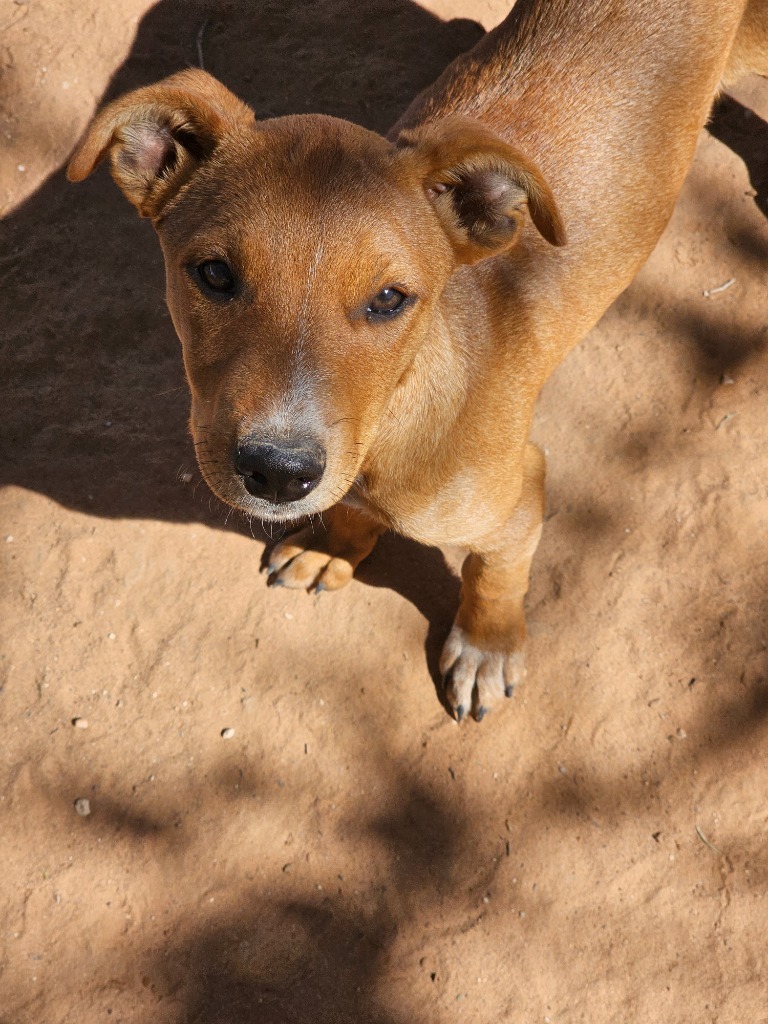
[259, 529, 462, 709]
[708, 92, 768, 218]
[354, 534, 461, 708]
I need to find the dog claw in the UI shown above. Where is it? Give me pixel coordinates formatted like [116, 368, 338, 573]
[315, 581, 326, 594]
[504, 685, 515, 698]
[456, 704, 465, 722]
[475, 705, 487, 722]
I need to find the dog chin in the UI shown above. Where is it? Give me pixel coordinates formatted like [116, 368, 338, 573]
[227, 485, 340, 524]
[200, 464, 358, 523]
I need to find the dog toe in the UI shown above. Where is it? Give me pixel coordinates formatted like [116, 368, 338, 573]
[313, 556, 354, 591]
[440, 626, 481, 719]
[271, 550, 337, 590]
[268, 536, 307, 575]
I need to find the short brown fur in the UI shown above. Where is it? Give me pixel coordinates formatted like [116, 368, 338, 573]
[69, 0, 767, 721]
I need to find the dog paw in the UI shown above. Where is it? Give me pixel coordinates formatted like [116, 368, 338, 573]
[267, 528, 355, 592]
[439, 625, 525, 722]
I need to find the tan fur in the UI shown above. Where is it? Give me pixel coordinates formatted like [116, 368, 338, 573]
[69, 0, 767, 722]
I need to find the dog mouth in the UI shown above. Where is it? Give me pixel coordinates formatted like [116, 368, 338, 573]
[198, 472, 337, 523]
[233, 476, 355, 523]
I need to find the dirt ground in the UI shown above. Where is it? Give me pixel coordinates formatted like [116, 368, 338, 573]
[1, 1, 767, 1021]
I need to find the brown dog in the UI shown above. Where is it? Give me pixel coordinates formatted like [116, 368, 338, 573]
[68, 0, 767, 722]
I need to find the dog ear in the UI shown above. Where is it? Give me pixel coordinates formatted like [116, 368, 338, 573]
[396, 115, 565, 263]
[67, 69, 255, 219]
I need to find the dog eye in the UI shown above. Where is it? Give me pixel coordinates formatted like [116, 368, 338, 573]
[197, 260, 236, 295]
[367, 287, 408, 318]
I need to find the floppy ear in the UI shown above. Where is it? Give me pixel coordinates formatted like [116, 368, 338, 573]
[396, 115, 565, 263]
[67, 69, 255, 219]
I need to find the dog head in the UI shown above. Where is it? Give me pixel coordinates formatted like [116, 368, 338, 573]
[69, 70, 564, 521]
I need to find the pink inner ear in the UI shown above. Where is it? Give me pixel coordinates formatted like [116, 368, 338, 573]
[120, 121, 175, 178]
[471, 169, 516, 206]
[483, 178, 510, 204]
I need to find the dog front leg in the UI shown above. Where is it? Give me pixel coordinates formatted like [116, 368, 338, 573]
[441, 444, 545, 722]
[267, 504, 384, 593]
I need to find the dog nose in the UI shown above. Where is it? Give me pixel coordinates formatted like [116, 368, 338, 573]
[235, 438, 326, 504]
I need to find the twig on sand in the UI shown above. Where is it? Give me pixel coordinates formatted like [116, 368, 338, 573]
[703, 278, 735, 298]
[695, 824, 723, 855]
[715, 412, 736, 431]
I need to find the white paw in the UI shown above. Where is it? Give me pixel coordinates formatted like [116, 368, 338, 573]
[439, 625, 526, 722]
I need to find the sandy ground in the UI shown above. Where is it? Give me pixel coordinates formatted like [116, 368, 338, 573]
[2, 2, 768, 1022]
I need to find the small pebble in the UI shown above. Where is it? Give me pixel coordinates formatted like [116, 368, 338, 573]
[221, 727, 235, 740]
[74, 798, 91, 817]
[107, 632, 116, 641]
[5, 535, 13, 543]
[17, 164, 26, 172]
[72, 717, 88, 729]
